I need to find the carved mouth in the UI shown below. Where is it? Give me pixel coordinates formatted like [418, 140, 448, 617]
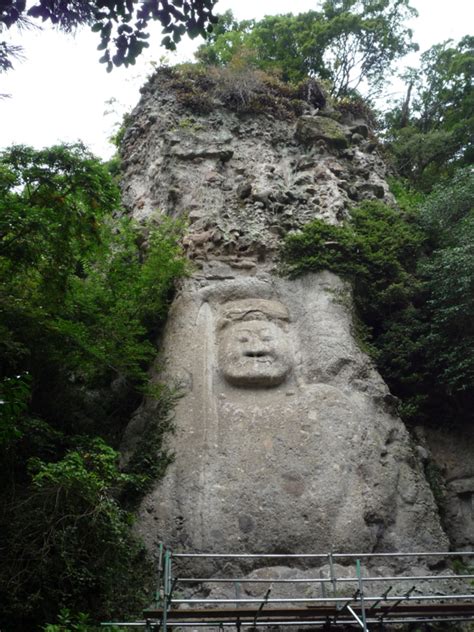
[243, 352, 274, 365]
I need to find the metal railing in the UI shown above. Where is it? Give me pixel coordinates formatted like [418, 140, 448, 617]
[103, 545, 474, 631]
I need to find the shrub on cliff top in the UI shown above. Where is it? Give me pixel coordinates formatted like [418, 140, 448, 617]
[164, 63, 318, 119]
[281, 200, 425, 420]
[281, 173, 474, 429]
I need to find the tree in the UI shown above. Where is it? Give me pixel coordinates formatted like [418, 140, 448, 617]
[418, 167, 474, 401]
[196, 0, 418, 95]
[0, 0, 218, 72]
[3, 438, 150, 628]
[386, 36, 474, 189]
[0, 144, 186, 629]
[319, 0, 418, 96]
[0, 143, 186, 441]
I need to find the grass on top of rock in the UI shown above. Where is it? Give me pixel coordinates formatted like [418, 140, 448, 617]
[153, 62, 326, 119]
[144, 63, 378, 139]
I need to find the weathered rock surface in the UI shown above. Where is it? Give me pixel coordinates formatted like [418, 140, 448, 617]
[120, 70, 393, 268]
[415, 426, 474, 551]
[295, 115, 349, 149]
[124, 273, 447, 559]
[120, 68, 452, 571]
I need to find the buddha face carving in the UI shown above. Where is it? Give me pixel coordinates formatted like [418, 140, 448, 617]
[217, 299, 292, 387]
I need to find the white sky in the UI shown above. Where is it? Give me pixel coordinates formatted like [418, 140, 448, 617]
[0, 0, 472, 159]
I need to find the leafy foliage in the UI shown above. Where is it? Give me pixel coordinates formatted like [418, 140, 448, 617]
[43, 608, 101, 632]
[281, 179, 474, 428]
[123, 384, 180, 502]
[0, 374, 31, 444]
[319, 0, 418, 96]
[196, 11, 324, 85]
[282, 200, 422, 336]
[0, 144, 187, 631]
[418, 168, 474, 401]
[386, 36, 473, 190]
[0, 144, 186, 433]
[4, 438, 150, 628]
[196, 1, 418, 96]
[0, 0, 218, 72]
[381, 37, 473, 423]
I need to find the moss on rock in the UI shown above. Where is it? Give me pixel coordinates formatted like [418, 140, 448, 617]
[295, 115, 349, 149]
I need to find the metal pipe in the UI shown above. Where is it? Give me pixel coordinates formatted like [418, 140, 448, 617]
[172, 553, 329, 559]
[162, 548, 170, 632]
[319, 569, 326, 599]
[155, 542, 164, 609]
[336, 599, 351, 618]
[356, 559, 368, 631]
[171, 551, 473, 559]
[370, 619, 474, 625]
[176, 577, 333, 583]
[343, 573, 474, 582]
[365, 618, 474, 625]
[175, 573, 474, 584]
[167, 618, 474, 627]
[334, 590, 358, 625]
[101, 617, 474, 628]
[177, 577, 312, 584]
[167, 549, 173, 596]
[347, 605, 365, 629]
[170, 593, 474, 604]
[234, 580, 241, 609]
[328, 551, 337, 597]
[333, 551, 473, 559]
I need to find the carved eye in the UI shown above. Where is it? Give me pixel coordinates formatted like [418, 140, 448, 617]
[262, 336, 272, 342]
[239, 336, 249, 343]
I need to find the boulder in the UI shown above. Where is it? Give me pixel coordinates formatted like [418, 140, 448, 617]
[295, 115, 349, 149]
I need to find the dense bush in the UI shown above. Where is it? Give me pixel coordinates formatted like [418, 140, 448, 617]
[4, 440, 151, 627]
[417, 168, 474, 412]
[281, 174, 474, 428]
[282, 200, 423, 334]
[164, 63, 314, 119]
[0, 144, 187, 631]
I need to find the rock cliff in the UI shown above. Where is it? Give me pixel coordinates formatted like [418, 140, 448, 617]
[120, 67, 463, 570]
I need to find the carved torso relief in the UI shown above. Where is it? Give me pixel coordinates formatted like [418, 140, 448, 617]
[130, 274, 448, 557]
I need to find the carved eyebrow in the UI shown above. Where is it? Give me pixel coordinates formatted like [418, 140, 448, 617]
[229, 310, 268, 321]
[240, 310, 265, 319]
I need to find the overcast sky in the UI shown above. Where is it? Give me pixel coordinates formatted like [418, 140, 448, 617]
[1, 0, 472, 159]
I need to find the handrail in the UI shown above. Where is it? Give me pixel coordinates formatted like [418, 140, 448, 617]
[177, 573, 474, 584]
[171, 550, 473, 558]
[170, 594, 474, 604]
[102, 546, 474, 630]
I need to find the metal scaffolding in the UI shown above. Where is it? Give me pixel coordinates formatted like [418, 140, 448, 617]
[103, 545, 474, 630]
